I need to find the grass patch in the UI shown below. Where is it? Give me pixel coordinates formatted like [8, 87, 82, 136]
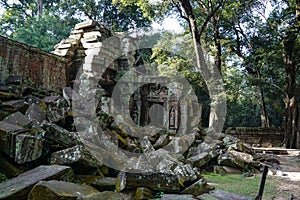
[203, 173, 279, 199]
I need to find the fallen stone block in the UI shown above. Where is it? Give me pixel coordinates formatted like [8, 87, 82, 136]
[46, 96, 70, 123]
[77, 176, 116, 191]
[116, 171, 181, 193]
[0, 165, 74, 200]
[209, 190, 252, 200]
[163, 133, 195, 154]
[1, 99, 28, 113]
[196, 193, 220, 200]
[153, 134, 171, 149]
[74, 20, 96, 30]
[139, 136, 155, 153]
[186, 152, 213, 168]
[160, 194, 196, 200]
[51, 145, 101, 174]
[26, 103, 47, 124]
[3, 111, 32, 128]
[181, 178, 213, 197]
[0, 91, 20, 101]
[217, 151, 245, 169]
[28, 180, 99, 200]
[77, 191, 124, 200]
[42, 121, 82, 148]
[173, 164, 198, 187]
[0, 119, 42, 164]
[15, 133, 43, 164]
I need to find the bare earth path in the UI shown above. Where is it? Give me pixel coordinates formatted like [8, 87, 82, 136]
[267, 151, 300, 200]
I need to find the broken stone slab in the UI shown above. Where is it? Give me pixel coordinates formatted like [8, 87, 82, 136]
[160, 194, 197, 200]
[74, 20, 96, 30]
[196, 193, 220, 200]
[0, 121, 42, 164]
[1, 99, 28, 113]
[139, 136, 155, 153]
[0, 91, 20, 101]
[2, 111, 32, 128]
[209, 190, 252, 200]
[77, 191, 124, 200]
[153, 134, 171, 149]
[28, 180, 99, 200]
[163, 133, 196, 154]
[124, 155, 154, 173]
[223, 135, 254, 154]
[83, 31, 102, 42]
[186, 152, 213, 168]
[50, 145, 101, 175]
[77, 176, 116, 191]
[26, 103, 47, 124]
[217, 151, 245, 169]
[181, 178, 213, 197]
[116, 171, 181, 193]
[146, 149, 182, 171]
[43, 95, 60, 104]
[227, 150, 253, 164]
[135, 187, 154, 200]
[173, 164, 198, 187]
[41, 121, 82, 148]
[187, 141, 222, 158]
[0, 165, 74, 200]
[46, 96, 70, 122]
[15, 133, 43, 164]
[253, 153, 280, 164]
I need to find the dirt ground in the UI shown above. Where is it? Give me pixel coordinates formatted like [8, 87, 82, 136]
[266, 151, 300, 200]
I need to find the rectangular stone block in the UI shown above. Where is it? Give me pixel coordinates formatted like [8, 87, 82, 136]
[83, 31, 102, 42]
[74, 20, 96, 30]
[41, 121, 82, 148]
[28, 180, 99, 200]
[15, 134, 43, 164]
[50, 145, 101, 174]
[0, 165, 74, 200]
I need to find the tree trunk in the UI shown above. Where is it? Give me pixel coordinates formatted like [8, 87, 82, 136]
[283, 34, 298, 149]
[177, 0, 225, 133]
[212, 17, 222, 73]
[257, 72, 269, 127]
[283, 0, 300, 149]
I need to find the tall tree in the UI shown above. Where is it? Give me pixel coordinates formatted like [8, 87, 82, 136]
[0, 0, 151, 51]
[281, 0, 300, 148]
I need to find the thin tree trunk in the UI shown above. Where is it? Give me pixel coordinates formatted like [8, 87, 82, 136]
[212, 17, 222, 73]
[257, 72, 269, 127]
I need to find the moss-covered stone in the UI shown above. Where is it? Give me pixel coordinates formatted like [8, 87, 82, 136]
[28, 180, 99, 200]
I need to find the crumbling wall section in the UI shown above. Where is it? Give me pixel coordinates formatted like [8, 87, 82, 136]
[225, 127, 284, 146]
[0, 35, 69, 92]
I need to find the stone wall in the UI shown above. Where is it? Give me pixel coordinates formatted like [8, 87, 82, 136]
[225, 127, 284, 146]
[0, 35, 69, 92]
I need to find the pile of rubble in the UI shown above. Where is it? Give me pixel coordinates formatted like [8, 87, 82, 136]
[0, 76, 281, 200]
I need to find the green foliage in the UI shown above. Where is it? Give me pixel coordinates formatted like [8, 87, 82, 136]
[0, 0, 151, 51]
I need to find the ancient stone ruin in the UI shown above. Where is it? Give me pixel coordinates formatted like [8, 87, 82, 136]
[0, 20, 283, 199]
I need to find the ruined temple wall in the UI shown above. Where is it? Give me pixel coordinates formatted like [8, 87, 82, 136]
[0, 35, 69, 92]
[225, 127, 284, 146]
